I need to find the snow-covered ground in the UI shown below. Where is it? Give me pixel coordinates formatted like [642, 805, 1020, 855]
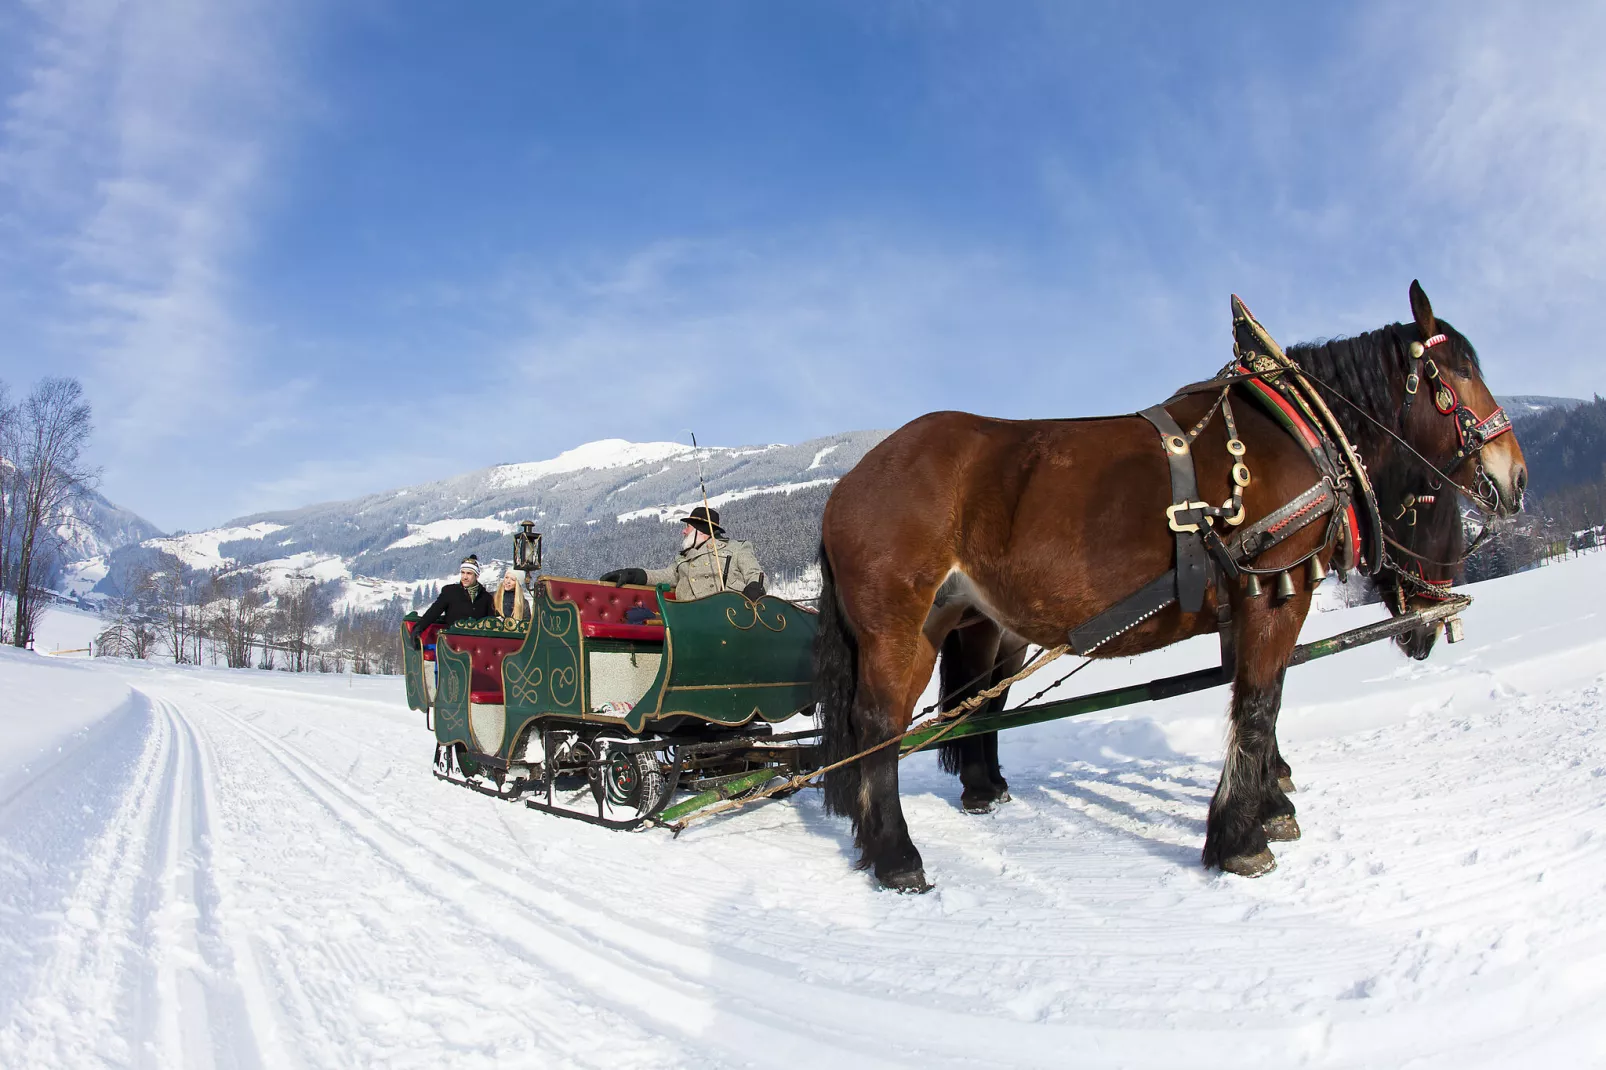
[1, 557, 1604, 1068]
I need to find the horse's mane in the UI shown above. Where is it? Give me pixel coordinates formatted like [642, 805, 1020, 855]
[1284, 319, 1480, 579]
[1284, 319, 1479, 462]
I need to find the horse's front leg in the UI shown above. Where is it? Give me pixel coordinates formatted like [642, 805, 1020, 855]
[1273, 742, 1296, 795]
[1260, 728, 1300, 842]
[1203, 604, 1303, 875]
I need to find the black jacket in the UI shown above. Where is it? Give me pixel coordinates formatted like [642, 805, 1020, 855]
[414, 582, 495, 636]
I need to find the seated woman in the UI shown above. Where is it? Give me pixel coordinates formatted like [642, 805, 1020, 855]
[491, 569, 529, 621]
[601, 506, 766, 601]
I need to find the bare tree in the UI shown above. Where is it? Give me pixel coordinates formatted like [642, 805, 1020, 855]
[274, 576, 329, 672]
[93, 567, 159, 659]
[206, 571, 270, 669]
[0, 380, 16, 641]
[7, 378, 94, 647]
[152, 558, 202, 664]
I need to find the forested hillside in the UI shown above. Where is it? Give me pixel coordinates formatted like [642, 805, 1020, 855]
[1513, 395, 1606, 499]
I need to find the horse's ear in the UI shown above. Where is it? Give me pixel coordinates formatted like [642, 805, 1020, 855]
[1408, 279, 1437, 338]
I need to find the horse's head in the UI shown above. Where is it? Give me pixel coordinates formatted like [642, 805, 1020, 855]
[1385, 281, 1527, 659]
[1399, 280, 1527, 517]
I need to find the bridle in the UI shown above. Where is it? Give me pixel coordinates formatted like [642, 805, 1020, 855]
[1403, 332, 1515, 512]
[1293, 329, 1518, 608]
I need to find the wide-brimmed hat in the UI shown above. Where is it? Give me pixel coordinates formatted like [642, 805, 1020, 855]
[676, 505, 725, 536]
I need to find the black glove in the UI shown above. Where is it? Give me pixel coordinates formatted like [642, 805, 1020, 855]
[601, 568, 648, 586]
[407, 628, 422, 650]
[742, 580, 766, 601]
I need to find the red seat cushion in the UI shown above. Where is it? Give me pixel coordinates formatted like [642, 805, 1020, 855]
[440, 632, 524, 695]
[407, 620, 446, 661]
[583, 621, 671, 641]
[470, 690, 504, 704]
[544, 578, 666, 641]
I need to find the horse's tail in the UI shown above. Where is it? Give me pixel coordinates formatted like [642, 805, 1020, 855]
[936, 629, 966, 776]
[813, 541, 861, 819]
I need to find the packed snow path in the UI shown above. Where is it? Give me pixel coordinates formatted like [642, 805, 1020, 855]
[3, 557, 1606, 1068]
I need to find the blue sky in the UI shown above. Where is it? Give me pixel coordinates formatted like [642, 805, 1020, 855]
[3, 1, 1603, 533]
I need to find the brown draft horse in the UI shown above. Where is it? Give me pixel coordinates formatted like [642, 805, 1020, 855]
[814, 283, 1528, 891]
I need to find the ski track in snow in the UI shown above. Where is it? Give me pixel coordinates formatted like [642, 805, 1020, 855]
[3, 558, 1606, 1067]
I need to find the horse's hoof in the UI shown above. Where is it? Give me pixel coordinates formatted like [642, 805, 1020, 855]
[1278, 776, 1297, 794]
[879, 869, 933, 894]
[1221, 849, 1277, 878]
[961, 789, 1011, 814]
[1262, 814, 1301, 842]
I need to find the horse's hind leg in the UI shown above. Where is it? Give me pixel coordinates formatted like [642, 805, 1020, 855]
[937, 624, 1014, 813]
[942, 734, 1010, 813]
[852, 631, 940, 892]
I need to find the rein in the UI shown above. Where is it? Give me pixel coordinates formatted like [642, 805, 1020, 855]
[1294, 361, 1511, 516]
[1273, 331, 1515, 593]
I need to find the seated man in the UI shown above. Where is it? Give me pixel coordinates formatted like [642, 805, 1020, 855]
[602, 506, 766, 601]
[408, 554, 496, 647]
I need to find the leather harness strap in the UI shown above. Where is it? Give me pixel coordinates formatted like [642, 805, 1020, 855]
[1068, 571, 1178, 656]
[1139, 404, 1211, 615]
[1225, 482, 1337, 560]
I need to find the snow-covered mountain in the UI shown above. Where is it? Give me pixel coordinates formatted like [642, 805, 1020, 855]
[1498, 394, 1589, 419]
[55, 490, 165, 600]
[96, 431, 890, 613]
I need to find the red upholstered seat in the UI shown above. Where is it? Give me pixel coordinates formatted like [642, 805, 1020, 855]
[544, 578, 666, 641]
[470, 689, 504, 704]
[439, 631, 524, 699]
[403, 620, 446, 661]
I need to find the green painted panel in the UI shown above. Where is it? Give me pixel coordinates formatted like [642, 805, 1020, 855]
[400, 615, 428, 712]
[502, 589, 584, 742]
[433, 633, 473, 749]
[627, 589, 817, 733]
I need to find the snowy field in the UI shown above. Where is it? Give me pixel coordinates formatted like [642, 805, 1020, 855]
[2, 558, 1604, 1068]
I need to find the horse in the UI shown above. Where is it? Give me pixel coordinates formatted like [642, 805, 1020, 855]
[813, 282, 1527, 891]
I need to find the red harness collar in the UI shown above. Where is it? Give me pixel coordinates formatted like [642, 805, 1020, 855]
[1236, 367, 1366, 569]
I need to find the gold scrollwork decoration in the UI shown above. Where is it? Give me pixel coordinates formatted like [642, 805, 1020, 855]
[549, 665, 577, 706]
[726, 599, 788, 633]
[504, 661, 545, 707]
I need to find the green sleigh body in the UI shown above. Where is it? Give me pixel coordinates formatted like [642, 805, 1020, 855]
[407, 578, 817, 766]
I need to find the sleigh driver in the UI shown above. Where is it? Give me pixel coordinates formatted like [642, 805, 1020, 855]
[601, 506, 766, 603]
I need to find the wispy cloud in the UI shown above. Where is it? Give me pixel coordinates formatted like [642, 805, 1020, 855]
[0, 0, 304, 524]
[480, 230, 1158, 451]
[1381, 3, 1606, 293]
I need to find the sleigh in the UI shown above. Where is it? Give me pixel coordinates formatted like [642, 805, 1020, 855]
[404, 555, 820, 828]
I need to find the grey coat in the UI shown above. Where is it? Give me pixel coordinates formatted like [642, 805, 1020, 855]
[645, 538, 764, 601]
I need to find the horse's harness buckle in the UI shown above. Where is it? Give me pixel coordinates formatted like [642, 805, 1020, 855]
[1166, 501, 1213, 533]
